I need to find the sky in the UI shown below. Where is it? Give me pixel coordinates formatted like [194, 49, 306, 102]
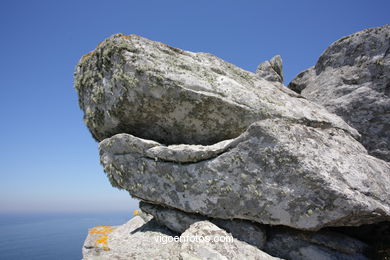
[0, 0, 389, 213]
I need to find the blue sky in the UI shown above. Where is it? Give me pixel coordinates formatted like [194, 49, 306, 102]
[0, 0, 389, 213]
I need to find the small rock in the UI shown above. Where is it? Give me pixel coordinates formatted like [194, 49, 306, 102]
[256, 55, 284, 83]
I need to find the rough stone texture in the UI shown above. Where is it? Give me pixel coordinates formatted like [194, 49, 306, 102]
[74, 33, 359, 145]
[263, 226, 370, 260]
[256, 55, 284, 83]
[180, 221, 282, 260]
[100, 119, 390, 231]
[287, 66, 315, 94]
[140, 201, 267, 249]
[82, 217, 280, 260]
[139, 201, 207, 233]
[288, 24, 390, 161]
[83, 216, 180, 260]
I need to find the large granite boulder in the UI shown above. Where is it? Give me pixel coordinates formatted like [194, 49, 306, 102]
[100, 118, 390, 231]
[74, 34, 358, 144]
[82, 216, 280, 260]
[288, 24, 390, 161]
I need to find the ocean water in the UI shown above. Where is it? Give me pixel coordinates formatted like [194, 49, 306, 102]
[0, 211, 133, 260]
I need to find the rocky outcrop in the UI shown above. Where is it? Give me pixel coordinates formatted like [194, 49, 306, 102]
[256, 55, 284, 83]
[83, 215, 281, 260]
[76, 26, 390, 259]
[288, 24, 390, 162]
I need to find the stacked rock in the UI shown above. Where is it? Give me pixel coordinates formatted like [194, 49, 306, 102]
[75, 25, 390, 260]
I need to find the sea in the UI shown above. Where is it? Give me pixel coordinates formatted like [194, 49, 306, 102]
[0, 211, 133, 260]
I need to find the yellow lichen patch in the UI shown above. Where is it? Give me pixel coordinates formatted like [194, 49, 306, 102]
[89, 226, 113, 251]
[96, 41, 104, 48]
[82, 51, 93, 61]
[133, 209, 139, 216]
[118, 33, 130, 39]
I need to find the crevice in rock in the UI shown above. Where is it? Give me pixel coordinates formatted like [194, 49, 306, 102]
[103, 115, 359, 168]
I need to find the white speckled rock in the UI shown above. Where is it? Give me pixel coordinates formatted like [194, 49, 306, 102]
[100, 118, 390, 231]
[74, 34, 358, 145]
[288, 24, 390, 161]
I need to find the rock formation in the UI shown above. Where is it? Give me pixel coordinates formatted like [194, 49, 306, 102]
[76, 26, 390, 259]
[256, 55, 284, 83]
[288, 24, 390, 162]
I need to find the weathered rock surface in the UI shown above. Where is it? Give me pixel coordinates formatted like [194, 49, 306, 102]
[256, 55, 284, 83]
[82, 216, 280, 260]
[180, 221, 281, 260]
[288, 24, 390, 161]
[83, 216, 180, 260]
[263, 227, 370, 260]
[74, 33, 359, 145]
[140, 201, 267, 249]
[100, 118, 390, 231]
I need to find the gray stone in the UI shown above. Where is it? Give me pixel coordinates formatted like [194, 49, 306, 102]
[140, 201, 267, 249]
[180, 221, 281, 260]
[263, 226, 370, 260]
[288, 24, 390, 161]
[288, 66, 315, 94]
[100, 118, 390, 231]
[74, 34, 358, 144]
[140, 201, 207, 233]
[82, 216, 180, 260]
[82, 216, 280, 260]
[256, 55, 284, 83]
